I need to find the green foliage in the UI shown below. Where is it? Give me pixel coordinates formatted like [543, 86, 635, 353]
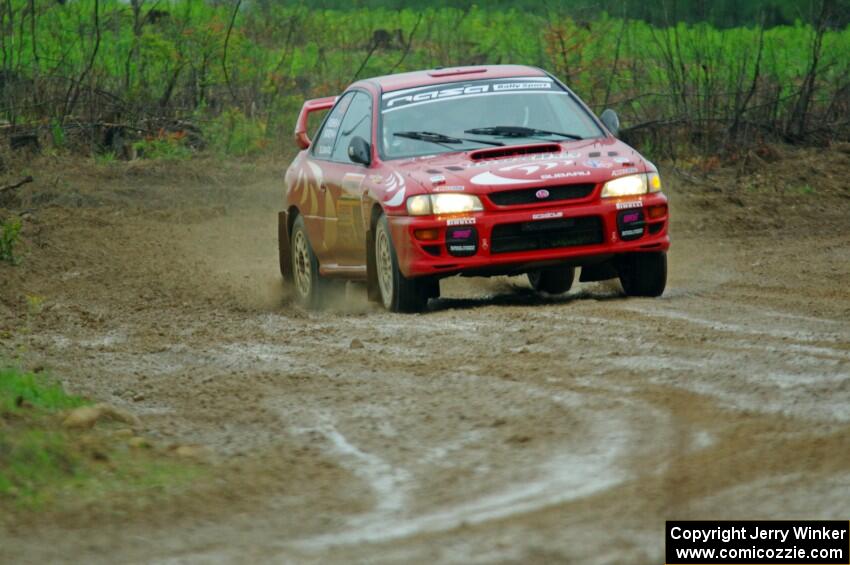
[95, 151, 117, 165]
[281, 1, 850, 29]
[204, 109, 268, 157]
[1, 218, 22, 265]
[1, 0, 848, 157]
[0, 365, 198, 508]
[0, 367, 86, 414]
[50, 121, 65, 149]
[0, 366, 86, 501]
[133, 134, 193, 161]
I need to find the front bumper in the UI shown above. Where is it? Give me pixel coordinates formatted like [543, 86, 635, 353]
[388, 193, 670, 278]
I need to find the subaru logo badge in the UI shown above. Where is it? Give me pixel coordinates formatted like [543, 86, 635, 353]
[536, 189, 550, 199]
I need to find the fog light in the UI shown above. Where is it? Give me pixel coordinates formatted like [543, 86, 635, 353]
[414, 228, 440, 241]
[648, 204, 667, 219]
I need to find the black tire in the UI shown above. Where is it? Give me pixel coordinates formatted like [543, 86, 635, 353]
[617, 252, 667, 297]
[374, 214, 431, 313]
[290, 215, 333, 309]
[527, 266, 575, 295]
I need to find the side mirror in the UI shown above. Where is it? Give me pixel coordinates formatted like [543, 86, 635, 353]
[600, 109, 620, 137]
[348, 136, 371, 166]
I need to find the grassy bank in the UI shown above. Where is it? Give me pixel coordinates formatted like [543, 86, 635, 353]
[0, 365, 198, 512]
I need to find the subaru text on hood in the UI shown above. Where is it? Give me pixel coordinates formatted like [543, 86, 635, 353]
[278, 65, 670, 312]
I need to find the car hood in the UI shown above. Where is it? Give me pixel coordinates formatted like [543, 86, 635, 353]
[391, 138, 649, 195]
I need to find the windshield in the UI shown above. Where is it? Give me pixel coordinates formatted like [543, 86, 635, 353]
[379, 76, 604, 160]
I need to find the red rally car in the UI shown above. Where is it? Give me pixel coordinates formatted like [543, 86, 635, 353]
[278, 65, 669, 312]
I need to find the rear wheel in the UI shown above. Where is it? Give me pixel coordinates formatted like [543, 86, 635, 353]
[617, 252, 667, 297]
[290, 215, 332, 309]
[374, 214, 431, 313]
[528, 266, 575, 295]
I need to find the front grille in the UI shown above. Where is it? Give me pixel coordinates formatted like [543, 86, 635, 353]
[490, 216, 603, 254]
[488, 183, 596, 206]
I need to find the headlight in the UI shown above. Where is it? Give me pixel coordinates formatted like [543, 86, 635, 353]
[601, 174, 649, 198]
[406, 193, 483, 216]
[406, 195, 432, 216]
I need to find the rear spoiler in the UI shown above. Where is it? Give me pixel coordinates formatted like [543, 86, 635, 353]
[294, 96, 337, 149]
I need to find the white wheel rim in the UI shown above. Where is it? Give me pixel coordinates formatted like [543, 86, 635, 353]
[292, 230, 312, 301]
[375, 225, 394, 309]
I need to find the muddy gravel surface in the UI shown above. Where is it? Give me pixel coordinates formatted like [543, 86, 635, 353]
[1, 148, 849, 564]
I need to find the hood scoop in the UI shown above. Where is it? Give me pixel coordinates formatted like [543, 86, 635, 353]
[469, 143, 561, 161]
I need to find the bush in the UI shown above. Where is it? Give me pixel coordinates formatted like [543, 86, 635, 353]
[133, 132, 193, 161]
[204, 109, 268, 157]
[0, 218, 22, 265]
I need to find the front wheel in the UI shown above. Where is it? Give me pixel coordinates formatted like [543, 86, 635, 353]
[374, 214, 431, 313]
[617, 252, 667, 297]
[527, 266, 575, 295]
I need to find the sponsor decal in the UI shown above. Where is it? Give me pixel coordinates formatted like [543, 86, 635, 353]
[452, 229, 473, 238]
[430, 174, 446, 185]
[535, 189, 550, 199]
[382, 77, 557, 112]
[584, 159, 613, 169]
[613, 156, 633, 164]
[432, 184, 466, 192]
[621, 228, 643, 237]
[369, 175, 384, 184]
[446, 217, 476, 226]
[481, 238, 489, 250]
[616, 201, 643, 210]
[493, 82, 553, 91]
[471, 171, 536, 186]
[612, 167, 639, 177]
[532, 211, 564, 220]
[387, 84, 489, 108]
[610, 230, 618, 242]
[622, 212, 641, 223]
[540, 171, 592, 180]
[471, 160, 589, 185]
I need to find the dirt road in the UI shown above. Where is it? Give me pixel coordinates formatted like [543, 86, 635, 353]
[1, 148, 849, 563]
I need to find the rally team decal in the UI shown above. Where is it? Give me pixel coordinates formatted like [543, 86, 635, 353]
[381, 77, 559, 112]
[470, 158, 592, 186]
[384, 171, 406, 206]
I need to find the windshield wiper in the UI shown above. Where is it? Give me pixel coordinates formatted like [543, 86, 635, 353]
[464, 126, 583, 141]
[394, 131, 504, 147]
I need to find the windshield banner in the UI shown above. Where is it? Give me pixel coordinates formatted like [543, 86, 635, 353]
[381, 77, 556, 113]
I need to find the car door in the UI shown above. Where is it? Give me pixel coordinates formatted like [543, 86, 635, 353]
[323, 90, 373, 267]
[301, 92, 354, 265]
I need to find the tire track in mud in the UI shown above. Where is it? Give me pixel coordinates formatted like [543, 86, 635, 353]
[282, 380, 647, 552]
